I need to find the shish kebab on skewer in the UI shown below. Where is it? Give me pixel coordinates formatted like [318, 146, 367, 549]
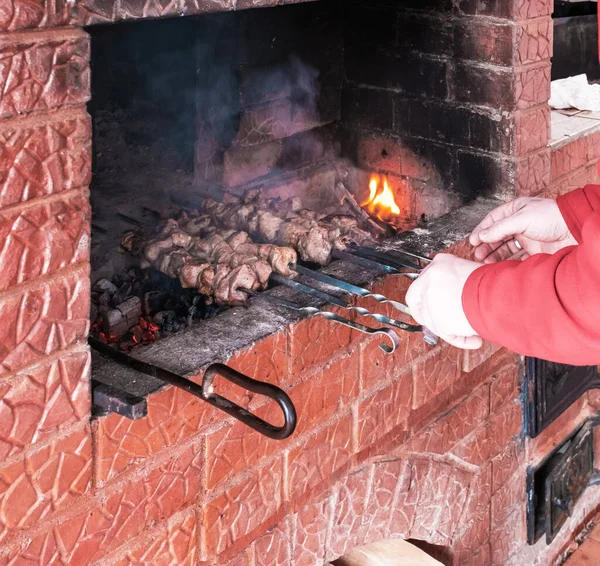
[120, 220, 297, 306]
[118, 194, 435, 347]
[199, 189, 375, 265]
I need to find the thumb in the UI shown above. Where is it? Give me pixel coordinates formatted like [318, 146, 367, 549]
[478, 214, 524, 244]
[443, 334, 483, 350]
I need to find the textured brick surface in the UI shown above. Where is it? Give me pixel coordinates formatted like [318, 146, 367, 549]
[76, 0, 179, 24]
[112, 510, 197, 566]
[204, 459, 283, 556]
[0, 267, 89, 376]
[253, 521, 292, 566]
[490, 365, 519, 413]
[0, 112, 91, 210]
[391, 458, 472, 545]
[516, 64, 551, 110]
[292, 495, 329, 566]
[223, 332, 287, 407]
[0, 192, 90, 291]
[490, 508, 524, 565]
[412, 345, 463, 409]
[0, 424, 91, 544]
[515, 0, 553, 19]
[205, 403, 286, 489]
[516, 148, 551, 196]
[290, 352, 358, 435]
[95, 386, 214, 487]
[406, 384, 490, 455]
[357, 367, 411, 451]
[287, 414, 353, 500]
[289, 311, 356, 377]
[0, 0, 70, 32]
[516, 106, 550, 156]
[462, 341, 502, 373]
[360, 327, 427, 392]
[452, 401, 522, 466]
[0, 349, 90, 460]
[29, 441, 203, 564]
[0, 31, 90, 119]
[328, 467, 370, 558]
[551, 133, 600, 182]
[517, 19, 552, 66]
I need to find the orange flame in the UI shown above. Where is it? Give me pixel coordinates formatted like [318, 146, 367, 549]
[362, 174, 401, 221]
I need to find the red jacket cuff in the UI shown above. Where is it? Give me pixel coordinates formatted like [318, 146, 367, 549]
[556, 188, 595, 243]
[462, 263, 496, 341]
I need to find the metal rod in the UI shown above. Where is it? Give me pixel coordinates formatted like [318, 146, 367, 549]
[292, 265, 410, 314]
[348, 245, 423, 271]
[332, 250, 400, 274]
[259, 295, 400, 354]
[271, 273, 423, 334]
[88, 337, 296, 439]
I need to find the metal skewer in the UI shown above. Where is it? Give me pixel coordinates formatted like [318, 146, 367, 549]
[351, 244, 432, 266]
[348, 245, 424, 271]
[289, 266, 438, 346]
[292, 265, 410, 315]
[270, 273, 422, 334]
[332, 249, 400, 274]
[258, 294, 400, 354]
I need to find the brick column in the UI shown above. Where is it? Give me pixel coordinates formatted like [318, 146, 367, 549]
[0, 23, 93, 558]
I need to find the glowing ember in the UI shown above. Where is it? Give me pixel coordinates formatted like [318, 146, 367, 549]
[362, 174, 401, 221]
[91, 315, 160, 352]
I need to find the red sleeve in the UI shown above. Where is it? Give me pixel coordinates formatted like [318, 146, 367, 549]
[462, 210, 600, 365]
[556, 184, 600, 242]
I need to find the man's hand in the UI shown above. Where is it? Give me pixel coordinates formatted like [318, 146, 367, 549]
[406, 254, 483, 350]
[470, 197, 577, 264]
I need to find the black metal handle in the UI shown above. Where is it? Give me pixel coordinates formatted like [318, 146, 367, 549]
[88, 337, 296, 439]
[202, 363, 297, 440]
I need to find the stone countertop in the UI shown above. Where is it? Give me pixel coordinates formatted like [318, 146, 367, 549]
[91, 196, 500, 400]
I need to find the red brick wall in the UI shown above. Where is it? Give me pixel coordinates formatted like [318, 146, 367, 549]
[548, 130, 600, 198]
[1, 1, 600, 565]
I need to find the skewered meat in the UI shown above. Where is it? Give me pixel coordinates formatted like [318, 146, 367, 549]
[120, 219, 296, 305]
[198, 192, 375, 264]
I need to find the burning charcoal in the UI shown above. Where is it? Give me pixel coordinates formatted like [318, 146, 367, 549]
[93, 278, 118, 297]
[102, 309, 129, 338]
[142, 291, 169, 315]
[90, 302, 99, 322]
[114, 267, 139, 287]
[116, 296, 142, 329]
[111, 283, 132, 307]
[153, 310, 176, 327]
[95, 291, 112, 306]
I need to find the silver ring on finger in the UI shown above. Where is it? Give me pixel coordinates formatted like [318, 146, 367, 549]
[513, 239, 522, 251]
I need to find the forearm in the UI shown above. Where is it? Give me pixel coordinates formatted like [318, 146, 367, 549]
[462, 213, 600, 365]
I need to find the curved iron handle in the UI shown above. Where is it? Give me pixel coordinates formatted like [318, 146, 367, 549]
[202, 363, 297, 440]
[88, 337, 296, 439]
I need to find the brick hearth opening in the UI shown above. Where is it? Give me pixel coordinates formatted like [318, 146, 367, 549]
[1, 0, 600, 565]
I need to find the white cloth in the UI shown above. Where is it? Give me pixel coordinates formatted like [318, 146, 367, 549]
[549, 74, 600, 112]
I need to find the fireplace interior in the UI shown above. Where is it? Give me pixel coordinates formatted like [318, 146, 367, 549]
[88, 0, 507, 357]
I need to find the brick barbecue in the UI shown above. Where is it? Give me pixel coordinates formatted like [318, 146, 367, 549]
[1, 0, 600, 565]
